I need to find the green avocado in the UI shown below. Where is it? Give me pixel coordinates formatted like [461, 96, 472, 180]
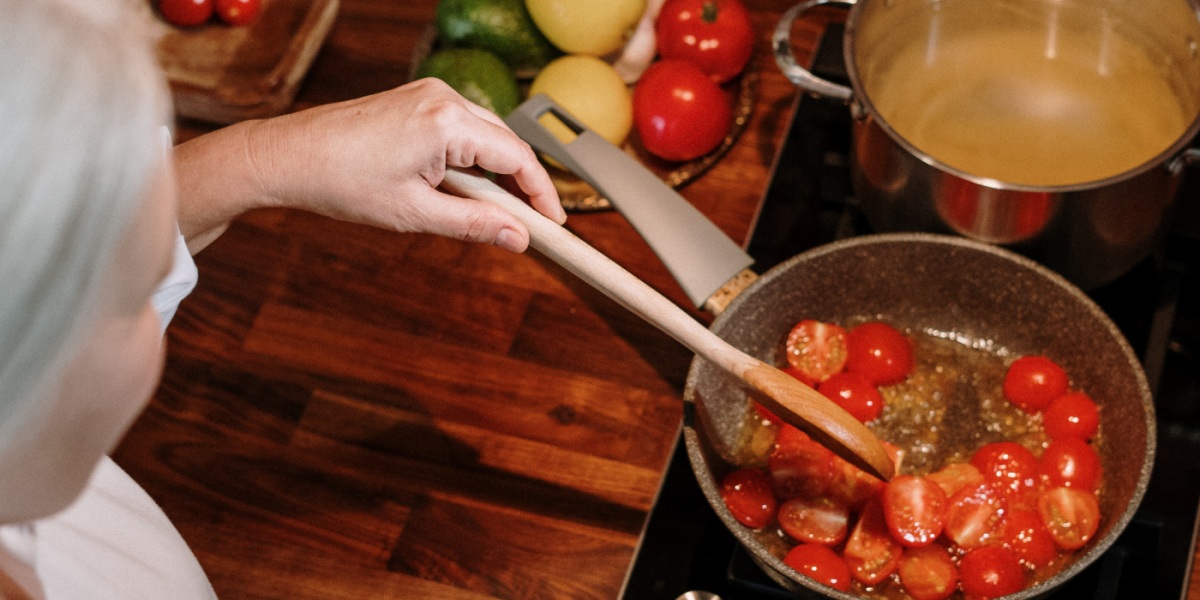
[414, 48, 521, 117]
[435, 0, 560, 77]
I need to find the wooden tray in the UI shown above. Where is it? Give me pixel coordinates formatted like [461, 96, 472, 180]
[157, 0, 339, 124]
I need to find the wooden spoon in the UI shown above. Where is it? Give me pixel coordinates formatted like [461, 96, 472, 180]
[442, 168, 895, 481]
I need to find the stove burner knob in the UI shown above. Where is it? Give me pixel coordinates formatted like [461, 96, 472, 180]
[675, 592, 722, 600]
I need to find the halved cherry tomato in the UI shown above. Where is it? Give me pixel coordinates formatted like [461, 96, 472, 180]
[782, 366, 815, 387]
[774, 423, 810, 451]
[215, 0, 259, 25]
[882, 475, 947, 547]
[1003, 509, 1057, 567]
[160, 0, 213, 26]
[898, 545, 959, 600]
[718, 468, 776, 528]
[785, 320, 848, 384]
[882, 440, 906, 473]
[1037, 486, 1101, 550]
[754, 402, 783, 426]
[844, 499, 904, 585]
[784, 543, 852, 592]
[769, 435, 836, 499]
[818, 371, 884, 423]
[971, 441, 1040, 509]
[1043, 391, 1100, 440]
[926, 462, 985, 499]
[779, 496, 849, 546]
[1040, 438, 1102, 492]
[845, 322, 913, 385]
[826, 454, 886, 510]
[1003, 355, 1069, 413]
[943, 482, 1008, 549]
[959, 546, 1025, 598]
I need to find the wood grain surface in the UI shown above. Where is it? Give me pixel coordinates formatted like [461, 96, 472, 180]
[112, 1, 1200, 599]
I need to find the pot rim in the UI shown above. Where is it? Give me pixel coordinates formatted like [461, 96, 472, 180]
[683, 232, 1157, 600]
[841, 0, 1200, 194]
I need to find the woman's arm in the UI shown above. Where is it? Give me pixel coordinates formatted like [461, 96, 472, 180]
[172, 78, 565, 255]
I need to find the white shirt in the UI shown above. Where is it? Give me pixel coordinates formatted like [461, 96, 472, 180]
[0, 232, 215, 600]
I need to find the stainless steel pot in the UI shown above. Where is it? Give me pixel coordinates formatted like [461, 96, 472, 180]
[775, 0, 1200, 290]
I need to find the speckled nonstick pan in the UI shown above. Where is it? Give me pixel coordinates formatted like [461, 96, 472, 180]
[685, 234, 1155, 599]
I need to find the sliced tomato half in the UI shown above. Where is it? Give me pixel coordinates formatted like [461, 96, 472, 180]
[779, 496, 850, 546]
[898, 544, 959, 600]
[943, 482, 1008, 549]
[785, 320, 848, 384]
[882, 475, 947, 547]
[844, 499, 904, 585]
[1037, 486, 1100, 550]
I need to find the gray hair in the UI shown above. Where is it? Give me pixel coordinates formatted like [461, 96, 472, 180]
[0, 0, 172, 444]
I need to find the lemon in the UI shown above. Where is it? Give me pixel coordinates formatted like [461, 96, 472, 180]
[414, 48, 521, 117]
[435, 0, 560, 76]
[528, 55, 633, 146]
[525, 0, 645, 56]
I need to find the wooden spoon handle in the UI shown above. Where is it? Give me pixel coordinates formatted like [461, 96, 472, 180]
[441, 168, 893, 481]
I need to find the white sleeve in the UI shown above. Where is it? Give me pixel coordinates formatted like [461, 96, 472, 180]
[151, 228, 198, 336]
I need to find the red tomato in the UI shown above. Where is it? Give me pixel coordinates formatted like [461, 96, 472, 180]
[784, 544, 852, 592]
[785, 320, 848, 384]
[754, 402, 783, 426]
[1043, 391, 1100, 440]
[818, 371, 884, 423]
[1037, 487, 1101, 550]
[826, 453, 886, 510]
[779, 496, 850, 546]
[781, 365, 814, 387]
[1040, 438, 1102, 491]
[769, 435, 836, 499]
[959, 546, 1026, 598]
[632, 59, 731, 162]
[718, 468, 776, 528]
[1003, 355, 1069, 413]
[898, 545, 959, 600]
[1003, 509, 1057, 567]
[926, 462, 985, 499]
[160, 0, 213, 26]
[216, 0, 259, 25]
[655, 0, 754, 83]
[971, 441, 1040, 508]
[844, 499, 904, 585]
[943, 482, 1008, 549]
[882, 440, 906, 473]
[882, 475, 947, 547]
[845, 322, 913, 385]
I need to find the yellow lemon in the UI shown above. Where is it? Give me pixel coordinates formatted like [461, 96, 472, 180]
[528, 55, 633, 147]
[525, 0, 645, 56]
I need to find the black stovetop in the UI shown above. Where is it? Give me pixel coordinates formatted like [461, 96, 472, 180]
[618, 24, 1200, 600]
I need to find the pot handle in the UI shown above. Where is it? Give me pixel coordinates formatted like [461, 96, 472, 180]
[1168, 147, 1200, 176]
[774, 0, 855, 101]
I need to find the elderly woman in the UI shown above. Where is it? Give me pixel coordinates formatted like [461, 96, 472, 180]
[0, 0, 564, 597]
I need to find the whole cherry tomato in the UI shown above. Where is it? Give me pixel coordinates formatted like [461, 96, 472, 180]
[655, 0, 755, 83]
[718, 468, 776, 528]
[216, 0, 260, 25]
[882, 475, 947, 547]
[160, 0, 213, 26]
[632, 59, 731, 162]
[1003, 509, 1057, 567]
[1040, 438, 1102, 492]
[778, 496, 849, 546]
[845, 322, 913, 385]
[959, 546, 1025, 598]
[784, 544, 852, 592]
[818, 371, 884, 423]
[1037, 486, 1100, 549]
[1003, 355, 1069, 413]
[785, 320, 848, 384]
[898, 545, 959, 600]
[1043, 391, 1100, 440]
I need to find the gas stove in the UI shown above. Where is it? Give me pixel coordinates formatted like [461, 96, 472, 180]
[618, 23, 1200, 600]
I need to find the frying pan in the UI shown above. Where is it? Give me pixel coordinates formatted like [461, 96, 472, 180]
[480, 96, 1156, 599]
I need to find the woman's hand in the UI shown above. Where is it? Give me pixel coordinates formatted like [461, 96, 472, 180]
[174, 78, 564, 254]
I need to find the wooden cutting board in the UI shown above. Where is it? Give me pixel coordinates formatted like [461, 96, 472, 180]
[157, 0, 339, 124]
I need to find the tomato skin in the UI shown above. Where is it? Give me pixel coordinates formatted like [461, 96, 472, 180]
[844, 499, 905, 585]
[1003, 355, 1069, 413]
[971, 441, 1041, 509]
[784, 544, 852, 592]
[926, 462, 985, 499]
[959, 546, 1026, 599]
[769, 435, 836, 499]
[632, 59, 731, 162]
[943, 482, 1008, 549]
[754, 402, 783, 426]
[1003, 509, 1057, 567]
[1043, 391, 1100, 440]
[818, 371, 884, 423]
[898, 545, 959, 600]
[826, 453, 887, 510]
[1037, 486, 1101, 550]
[882, 475, 947, 547]
[1040, 438, 1102, 492]
[216, 0, 259, 25]
[160, 0, 213, 26]
[778, 496, 849, 546]
[718, 468, 776, 528]
[845, 322, 913, 385]
[655, 0, 755, 83]
[785, 320, 848, 384]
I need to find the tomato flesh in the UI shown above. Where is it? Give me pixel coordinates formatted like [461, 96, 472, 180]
[971, 441, 1040, 509]
[779, 496, 850, 546]
[1040, 438, 1102, 491]
[1003, 509, 1057, 567]
[898, 545, 959, 600]
[882, 475, 947, 547]
[718, 468, 776, 528]
[1037, 486, 1101, 550]
[769, 436, 836, 500]
[943, 482, 1008, 549]
[1043, 391, 1100, 440]
[959, 546, 1025, 599]
[844, 500, 904, 585]
[1003, 355, 1069, 413]
[926, 462, 985, 499]
[784, 543, 852, 592]
[845, 321, 913, 385]
[785, 320, 848, 384]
